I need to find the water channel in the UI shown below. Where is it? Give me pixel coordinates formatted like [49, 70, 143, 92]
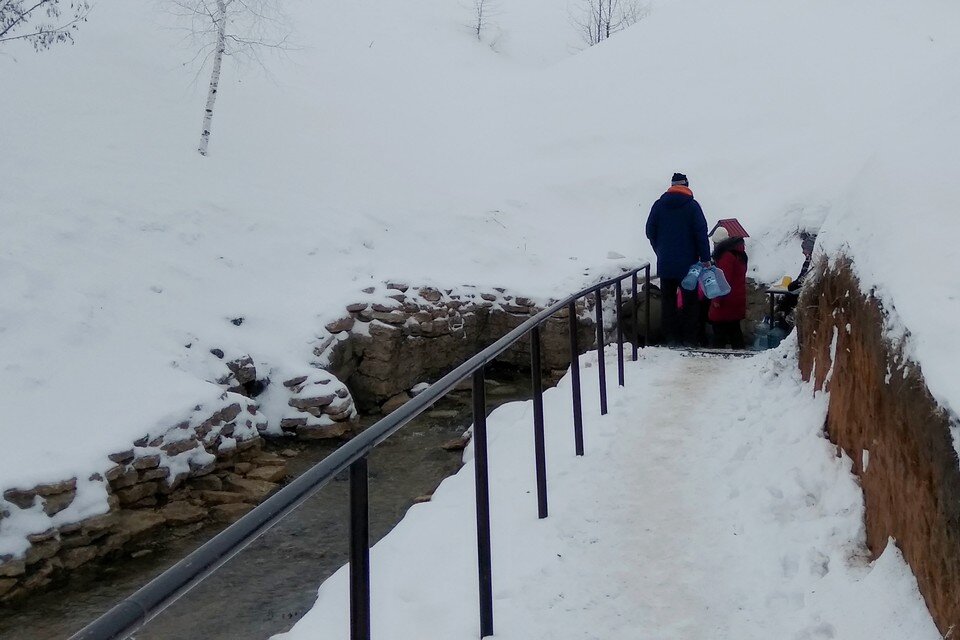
[0, 369, 542, 640]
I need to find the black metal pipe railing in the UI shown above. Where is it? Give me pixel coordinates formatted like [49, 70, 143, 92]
[594, 295, 608, 415]
[568, 302, 585, 457]
[615, 280, 625, 386]
[471, 368, 494, 637]
[69, 262, 651, 640]
[531, 326, 548, 519]
[631, 273, 640, 361]
[349, 457, 371, 640]
[644, 264, 652, 348]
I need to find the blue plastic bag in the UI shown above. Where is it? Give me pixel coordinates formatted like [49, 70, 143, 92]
[680, 263, 703, 291]
[699, 266, 731, 299]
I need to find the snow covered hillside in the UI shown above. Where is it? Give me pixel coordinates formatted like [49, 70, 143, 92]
[3, 0, 960, 554]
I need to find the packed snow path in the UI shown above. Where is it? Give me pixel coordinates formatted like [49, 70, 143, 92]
[277, 344, 938, 640]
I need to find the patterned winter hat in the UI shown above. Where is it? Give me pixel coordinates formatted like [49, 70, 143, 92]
[671, 173, 689, 186]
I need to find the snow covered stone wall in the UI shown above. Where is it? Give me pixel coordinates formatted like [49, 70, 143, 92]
[315, 283, 604, 412]
[0, 367, 358, 602]
[797, 256, 960, 635]
[0, 401, 285, 603]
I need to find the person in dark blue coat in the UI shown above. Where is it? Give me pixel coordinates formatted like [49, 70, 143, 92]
[645, 173, 711, 346]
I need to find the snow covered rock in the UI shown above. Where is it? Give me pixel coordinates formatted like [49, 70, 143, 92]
[276, 370, 358, 440]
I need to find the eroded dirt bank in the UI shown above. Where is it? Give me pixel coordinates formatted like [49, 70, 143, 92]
[797, 257, 960, 634]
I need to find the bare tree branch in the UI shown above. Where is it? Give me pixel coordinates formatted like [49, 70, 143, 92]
[461, 0, 501, 48]
[0, 0, 91, 51]
[571, 0, 648, 47]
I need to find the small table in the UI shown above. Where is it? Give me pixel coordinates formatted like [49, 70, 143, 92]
[766, 287, 793, 327]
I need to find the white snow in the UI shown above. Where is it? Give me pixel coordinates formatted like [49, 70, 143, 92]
[276, 344, 939, 639]
[3, 0, 960, 609]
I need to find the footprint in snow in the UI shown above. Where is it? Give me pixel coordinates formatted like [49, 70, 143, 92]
[781, 554, 799, 579]
[807, 549, 830, 577]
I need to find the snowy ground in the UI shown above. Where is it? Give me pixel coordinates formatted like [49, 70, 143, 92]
[275, 342, 939, 640]
[4, 0, 960, 575]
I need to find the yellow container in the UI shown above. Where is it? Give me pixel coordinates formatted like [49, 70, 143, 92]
[779, 276, 793, 288]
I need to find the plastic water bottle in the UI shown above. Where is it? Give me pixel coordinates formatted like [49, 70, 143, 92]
[681, 263, 703, 290]
[769, 326, 787, 348]
[752, 319, 771, 350]
[700, 267, 722, 299]
[752, 318, 787, 350]
[711, 266, 731, 297]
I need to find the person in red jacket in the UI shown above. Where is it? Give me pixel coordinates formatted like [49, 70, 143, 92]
[707, 226, 748, 349]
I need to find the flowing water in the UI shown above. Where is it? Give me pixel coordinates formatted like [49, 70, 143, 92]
[0, 372, 539, 640]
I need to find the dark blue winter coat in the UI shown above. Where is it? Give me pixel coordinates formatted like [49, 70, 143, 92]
[645, 187, 711, 280]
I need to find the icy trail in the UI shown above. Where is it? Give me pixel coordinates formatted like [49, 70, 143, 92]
[277, 344, 939, 640]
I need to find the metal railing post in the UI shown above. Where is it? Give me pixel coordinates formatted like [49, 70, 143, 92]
[531, 327, 548, 519]
[644, 264, 651, 347]
[631, 272, 639, 360]
[595, 291, 608, 415]
[615, 280, 624, 387]
[472, 368, 494, 638]
[568, 301, 585, 456]
[349, 456, 371, 640]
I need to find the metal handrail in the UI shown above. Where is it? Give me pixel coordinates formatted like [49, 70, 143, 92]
[69, 262, 652, 640]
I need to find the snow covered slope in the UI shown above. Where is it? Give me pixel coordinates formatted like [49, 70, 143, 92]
[3, 0, 960, 544]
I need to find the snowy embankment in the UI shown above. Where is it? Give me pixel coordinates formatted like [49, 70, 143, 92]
[4, 0, 960, 564]
[276, 344, 938, 640]
[817, 118, 960, 425]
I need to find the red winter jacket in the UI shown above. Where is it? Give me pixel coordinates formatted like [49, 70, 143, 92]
[708, 239, 748, 322]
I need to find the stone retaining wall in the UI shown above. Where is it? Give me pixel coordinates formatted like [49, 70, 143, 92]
[797, 256, 960, 635]
[313, 283, 611, 411]
[0, 368, 359, 604]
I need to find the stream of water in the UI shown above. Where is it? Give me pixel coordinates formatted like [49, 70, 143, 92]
[0, 375, 536, 640]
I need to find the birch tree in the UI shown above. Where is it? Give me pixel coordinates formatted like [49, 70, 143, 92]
[472, 0, 498, 42]
[166, 0, 291, 156]
[197, 0, 226, 156]
[573, 0, 648, 46]
[0, 0, 91, 51]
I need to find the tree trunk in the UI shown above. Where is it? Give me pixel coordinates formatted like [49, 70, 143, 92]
[593, 0, 603, 44]
[198, 0, 227, 157]
[475, 0, 482, 40]
[605, 0, 612, 40]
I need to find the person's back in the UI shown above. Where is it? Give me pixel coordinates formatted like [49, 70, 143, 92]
[646, 183, 710, 281]
[645, 173, 711, 346]
[708, 227, 748, 348]
[775, 232, 816, 328]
